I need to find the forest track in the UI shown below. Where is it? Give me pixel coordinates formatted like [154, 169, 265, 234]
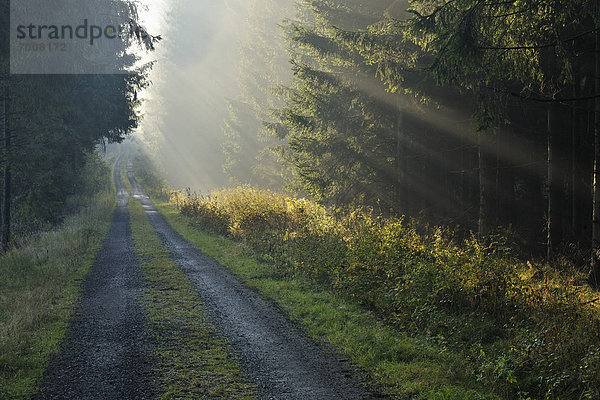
[33, 152, 375, 400]
[35, 154, 155, 400]
[126, 160, 377, 400]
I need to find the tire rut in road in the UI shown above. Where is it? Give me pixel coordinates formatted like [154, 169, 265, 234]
[127, 161, 377, 400]
[35, 154, 155, 400]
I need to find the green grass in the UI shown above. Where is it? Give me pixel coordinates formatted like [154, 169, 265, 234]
[133, 146, 600, 398]
[120, 146, 132, 195]
[151, 200, 496, 399]
[128, 199, 257, 399]
[0, 189, 115, 399]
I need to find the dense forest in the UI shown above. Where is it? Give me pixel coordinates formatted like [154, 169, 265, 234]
[6, 1, 600, 399]
[221, 0, 600, 275]
[7, 0, 598, 270]
[0, 0, 157, 245]
[180, 3, 600, 396]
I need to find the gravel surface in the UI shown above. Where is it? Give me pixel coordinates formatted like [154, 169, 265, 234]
[35, 155, 155, 400]
[127, 161, 379, 400]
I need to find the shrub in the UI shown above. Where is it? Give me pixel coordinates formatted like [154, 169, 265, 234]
[170, 186, 600, 399]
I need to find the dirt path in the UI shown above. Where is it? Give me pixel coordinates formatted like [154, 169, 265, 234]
[36, 155, 155, 400]
[34, 153, 376, 400]
[127, 162, 377, 399]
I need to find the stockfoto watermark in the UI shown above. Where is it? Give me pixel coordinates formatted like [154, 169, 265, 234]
[11, 0, 152, 74]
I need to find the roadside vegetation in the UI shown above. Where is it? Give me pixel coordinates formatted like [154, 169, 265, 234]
[134, 153, 493, 398]
[0, 155, 115, 399]
[134, 150, 600, 399]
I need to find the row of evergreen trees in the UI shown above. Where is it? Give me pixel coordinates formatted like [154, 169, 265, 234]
[223, 0, 600, 270]
[0, 0, 157, 248]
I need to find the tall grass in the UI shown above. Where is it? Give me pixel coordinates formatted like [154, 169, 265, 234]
[171, 187, 600, 399]
[0, 165, 114, 399]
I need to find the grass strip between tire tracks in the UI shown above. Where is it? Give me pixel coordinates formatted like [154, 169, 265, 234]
[129, 198, 257, 399]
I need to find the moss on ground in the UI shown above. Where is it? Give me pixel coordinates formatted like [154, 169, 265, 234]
[129, 199, 257, 399]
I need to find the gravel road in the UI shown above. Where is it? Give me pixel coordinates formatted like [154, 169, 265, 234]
[126, 160, 378, 400]
[35, 155, 155, 400]
[34, 152, 378, 400]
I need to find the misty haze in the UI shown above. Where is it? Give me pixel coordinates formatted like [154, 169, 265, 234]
[2, 1, 600, 399]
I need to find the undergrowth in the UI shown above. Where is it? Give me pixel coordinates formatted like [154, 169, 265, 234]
[152, 200, 496, 399]
[167, 186, 600, 399]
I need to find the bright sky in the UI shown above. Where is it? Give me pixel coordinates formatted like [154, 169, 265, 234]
[132, 0, 249, 191]
[137, 0, 170, 32]
[129, 0, 171, 70]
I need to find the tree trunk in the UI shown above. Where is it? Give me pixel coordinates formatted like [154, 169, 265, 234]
[547, 101, 566, 261]
[571, 88, 578, 241]
[1, 85, 10, 253]
[592, 30, 600, 283]
[496, 152, 514, 228]
[478, 132, 490, 238]
[547, 106, 554, 261]
[395, 104, 405, 210]
[459, 145, 466, 222]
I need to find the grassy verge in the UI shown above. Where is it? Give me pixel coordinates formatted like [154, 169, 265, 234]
[133, 144, 600, 398]
[162, 186, 600, 399]
[128, 199, 257, 399]
[129, 148, 497, 398]
[149, 199, 495, 399]
[0, 179, 115, 398]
